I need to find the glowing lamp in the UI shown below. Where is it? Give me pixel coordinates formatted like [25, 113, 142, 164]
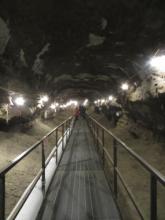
[109, 95, 113, 101]
[50, 104, 56, 109]
[83, 99, 88, 106]
[15, 97, 25, 106]
[150, 55, 165, 72]
[121, 83, 129, 91]
[42, 95, 49, 102]
[101, 99, 105, 104]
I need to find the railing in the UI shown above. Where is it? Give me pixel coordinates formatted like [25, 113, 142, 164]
[87, 116, 165, 220]
[0, 116, 73, 220]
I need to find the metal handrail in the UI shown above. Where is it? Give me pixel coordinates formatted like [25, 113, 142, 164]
[87, 115, 165, 220]
[0, 116, 73, 220]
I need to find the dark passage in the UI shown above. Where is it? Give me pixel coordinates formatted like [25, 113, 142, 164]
[38, 118, 121, 220]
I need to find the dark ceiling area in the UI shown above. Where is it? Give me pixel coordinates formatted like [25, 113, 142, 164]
[0, 0, 165, 99]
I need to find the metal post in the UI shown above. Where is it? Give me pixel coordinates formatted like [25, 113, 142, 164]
[150, 174, 157, 220]
[0, 174, 5, 220]
[66, 121, 68, 142]
[41, 141, 46, 191]
[62, 124, 64, 151]
[102, 129, 105, 166]
[56, 129, 58, 147]
[93, 122, 95, 135]
[113, 138, 118, 197]
[96, 126, 99, 150]
[94, 123, 96, 145]
[56, 129, 58, 164]
[69, 119, 71, 136]
[66, 122, 68, 142]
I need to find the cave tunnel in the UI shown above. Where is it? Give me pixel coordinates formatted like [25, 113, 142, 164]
[0, 0, 165, 220]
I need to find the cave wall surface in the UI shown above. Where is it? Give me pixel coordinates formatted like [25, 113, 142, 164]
[0, 0, 165, 103]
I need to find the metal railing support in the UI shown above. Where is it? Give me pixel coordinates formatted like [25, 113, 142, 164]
[62, 124, 64, 151]
[86, 115, 165, 220]
[41, 141, 46, 191]
[94, 123, 96, 146]
[0, 116, 72, 219]
[69, 119, 71, 136]
[96, 126, 99, 150]
[66, 121, 68, 141]
[102, 129, 105, 167]
[0, 174, 5, 220]
[55, 129, 58, 164]
[150, 174, 157, 220]
[113, 138, 118, 198]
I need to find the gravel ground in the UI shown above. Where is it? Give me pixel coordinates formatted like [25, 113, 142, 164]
[0, 111, 71, 217]
[90, 112, 165, 220]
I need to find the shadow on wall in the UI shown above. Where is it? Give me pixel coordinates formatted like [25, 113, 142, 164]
[0, 116, 33, 132]
[94, 104, 123, 127]
[95, 94, 165, 141]
[126, 95, 165, 140]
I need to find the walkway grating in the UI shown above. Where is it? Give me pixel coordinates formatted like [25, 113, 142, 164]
[37, 118, 121, 220]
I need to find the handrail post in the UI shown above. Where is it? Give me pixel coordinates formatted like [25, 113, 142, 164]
[41, 141, 46, 191]
[102, 129, 105, 167]
[56, 129, 58, 164]
[68, 120, 70, 137]
[0, 174, 5, 220]
[113, 138, 118, 198]
[150, 174, 157, 220]
[69, 119, 71, 136]
[94, 123, 96, 146]
[96, 126, 99, 151]
[66, 120, 69, 142]
[65, 121, 68, 143]
[62, 124, 64, 151]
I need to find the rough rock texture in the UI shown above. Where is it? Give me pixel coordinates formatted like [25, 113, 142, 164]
[0, 17, 10, 55]
[0, 0, 165, 101]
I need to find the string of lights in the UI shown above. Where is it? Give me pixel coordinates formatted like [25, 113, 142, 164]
[94, 82, 129, 105]
[0, 55, 163, 112]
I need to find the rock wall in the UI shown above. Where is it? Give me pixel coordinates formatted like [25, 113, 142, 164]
[129, 72, 165, 101]
[0, 17, 10, 55]
[126, 94, 165, 136]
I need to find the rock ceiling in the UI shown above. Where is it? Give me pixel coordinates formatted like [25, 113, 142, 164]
[0, 0, 165, 100]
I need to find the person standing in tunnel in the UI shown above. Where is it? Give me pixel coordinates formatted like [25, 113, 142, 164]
[74, 106, 80, 121]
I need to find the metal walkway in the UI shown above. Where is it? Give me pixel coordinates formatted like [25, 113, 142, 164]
[37, 118, 121, 220]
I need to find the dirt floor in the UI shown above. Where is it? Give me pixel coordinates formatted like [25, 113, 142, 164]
[90, 111, 165, 220]
[1, 108, 165, 219]
[0, 110, 71, 217]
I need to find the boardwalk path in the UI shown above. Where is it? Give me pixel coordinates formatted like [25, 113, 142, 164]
[37, 118, 121, 220]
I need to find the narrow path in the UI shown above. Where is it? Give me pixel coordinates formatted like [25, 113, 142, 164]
[37, 118, 121, 220]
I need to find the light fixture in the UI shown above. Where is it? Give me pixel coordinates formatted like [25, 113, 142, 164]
[66, 100, 78, 107]
[109, 95, 113, 101]
[38, 95, 49, 108]
[15, 97, 25, 106]
[150, 55, 165, 72]
[83, 99, 88, 106]
[101, 99, 105, 104]
[50, 103, 56, 110]
[60, 104, 66, 109]
[42, 95, 49, 102]
[121, 83, 129, 91]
